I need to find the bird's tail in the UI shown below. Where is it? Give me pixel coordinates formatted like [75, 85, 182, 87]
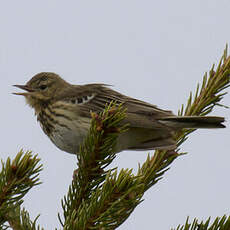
[159, 116, 225, 129]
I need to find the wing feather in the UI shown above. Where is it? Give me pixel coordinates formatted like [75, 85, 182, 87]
[57, 83, 174, 129]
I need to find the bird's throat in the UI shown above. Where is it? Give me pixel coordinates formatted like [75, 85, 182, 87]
[25, 95, 48, 115]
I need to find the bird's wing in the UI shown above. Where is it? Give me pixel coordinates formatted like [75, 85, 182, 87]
[58, 84, 174, 129]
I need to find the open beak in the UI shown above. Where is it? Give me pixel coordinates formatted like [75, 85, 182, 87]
[13, 84, 34, 96]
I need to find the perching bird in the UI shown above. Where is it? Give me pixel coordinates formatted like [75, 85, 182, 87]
[14, 72, 225, 154]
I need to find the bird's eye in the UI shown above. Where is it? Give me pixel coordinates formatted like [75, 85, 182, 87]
[39, 85, 47, 90]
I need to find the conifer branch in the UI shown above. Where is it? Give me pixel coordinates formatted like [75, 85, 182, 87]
[136, 45, 230, 205]
[173, 215, 230, 230]
[60, 46, 230, 229]
[1, 47, 229, 229]
[0, 150, 43, 230]
[177, 44, 230, 147]
[60, 103, 129, 228]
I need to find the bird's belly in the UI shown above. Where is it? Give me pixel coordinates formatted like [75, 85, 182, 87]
[39, 117, 91, 154]
[50, 127, 87, 154]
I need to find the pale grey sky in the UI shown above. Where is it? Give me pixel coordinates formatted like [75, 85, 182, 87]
[1, 1, 230, 229]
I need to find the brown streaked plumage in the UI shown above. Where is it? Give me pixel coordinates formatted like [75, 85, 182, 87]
[13, 72, 225, 154]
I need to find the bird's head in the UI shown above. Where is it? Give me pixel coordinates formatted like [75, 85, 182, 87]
[14, 72, 69, 113]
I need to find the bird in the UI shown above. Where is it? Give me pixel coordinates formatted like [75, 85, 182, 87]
[13, 72, 225, 155]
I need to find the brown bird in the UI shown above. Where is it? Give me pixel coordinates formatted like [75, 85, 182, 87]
[14, 72, 225, 154]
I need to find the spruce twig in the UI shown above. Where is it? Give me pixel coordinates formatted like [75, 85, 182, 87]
[0, 150, 43, 230]
[173, 215, 230, 230]
[60, 102, 129, 229]
[137, 45, 230, 197]
[0, 47, 229, 229]
[60, 46, 230, 229]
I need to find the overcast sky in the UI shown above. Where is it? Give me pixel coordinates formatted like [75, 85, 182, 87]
[1, 1, 230, 229]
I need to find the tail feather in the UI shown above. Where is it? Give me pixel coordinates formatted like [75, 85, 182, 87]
[159, 116, 225, 129]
